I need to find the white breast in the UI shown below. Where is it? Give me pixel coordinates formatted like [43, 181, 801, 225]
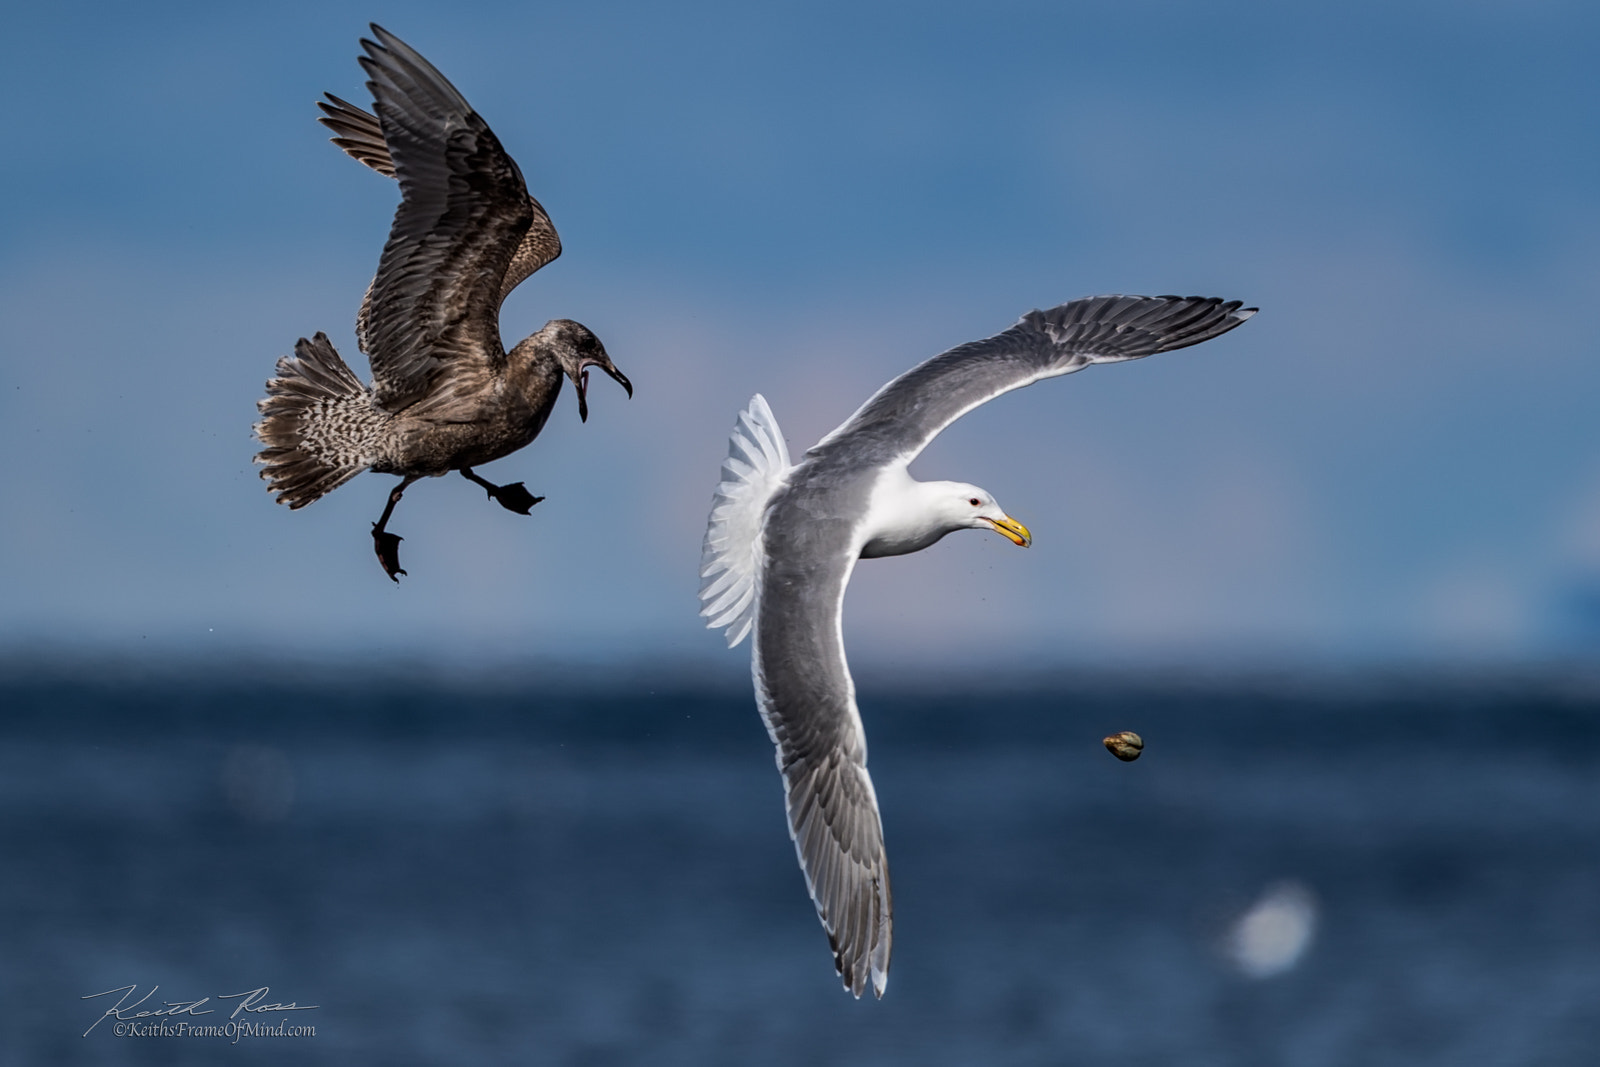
[858, 467, 951, 559]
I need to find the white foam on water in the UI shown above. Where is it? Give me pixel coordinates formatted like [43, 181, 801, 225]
[1227, 880, 1318, 978]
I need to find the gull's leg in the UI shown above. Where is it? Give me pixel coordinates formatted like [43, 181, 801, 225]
[460, 467, 544, 515]
[371, 475, 419, 582]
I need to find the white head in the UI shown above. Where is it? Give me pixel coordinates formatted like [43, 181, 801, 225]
[928, 481, 1033, 546]
[863, 476, 1032, 559]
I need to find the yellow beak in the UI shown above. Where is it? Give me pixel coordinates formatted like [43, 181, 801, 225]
[986, 515, 1032, 547]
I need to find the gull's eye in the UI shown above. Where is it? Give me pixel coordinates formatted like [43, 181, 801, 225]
[969, 498, 981, 507]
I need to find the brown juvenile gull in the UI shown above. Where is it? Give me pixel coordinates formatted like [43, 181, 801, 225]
[255, 25, 630, 580]
[699, 294, 1256, 997]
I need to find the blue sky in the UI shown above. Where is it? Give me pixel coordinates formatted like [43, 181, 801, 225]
[1, 0, 1597, 671]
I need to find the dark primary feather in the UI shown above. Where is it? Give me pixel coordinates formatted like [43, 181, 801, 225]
[754, 496, 892, 998]
[820, 294, 1257, 469]
[355, 24, 538, 412]
[317, 92, 562, 307]
[317, 93, 396, 177]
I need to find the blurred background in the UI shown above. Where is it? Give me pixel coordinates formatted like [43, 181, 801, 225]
[1, 1, 1597, 1063]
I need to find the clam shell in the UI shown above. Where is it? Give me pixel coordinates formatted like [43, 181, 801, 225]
[1102, 730, 1144, 762]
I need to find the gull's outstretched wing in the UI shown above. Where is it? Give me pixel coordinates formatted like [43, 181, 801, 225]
[353, 24, 536, 411]
[317, 92, 562, 314]
[752, 483, 892, 998]
[815, 295, 1256, 468]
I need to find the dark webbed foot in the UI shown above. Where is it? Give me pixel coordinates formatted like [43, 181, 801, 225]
[372, 526, 406, 582]
[461, 468, 544, 515]
[487, 481, 544, 515]
[370, 476, 418, 581]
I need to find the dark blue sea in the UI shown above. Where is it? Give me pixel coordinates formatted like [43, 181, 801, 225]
[5, 663, 1599, 1065]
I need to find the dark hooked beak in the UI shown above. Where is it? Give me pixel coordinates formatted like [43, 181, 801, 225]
[575, 362, 633, 424]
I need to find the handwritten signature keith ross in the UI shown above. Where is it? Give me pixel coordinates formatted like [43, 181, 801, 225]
[82, 984, 319, 1037]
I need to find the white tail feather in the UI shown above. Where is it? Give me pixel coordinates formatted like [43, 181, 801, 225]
[699, 394, 792, 647]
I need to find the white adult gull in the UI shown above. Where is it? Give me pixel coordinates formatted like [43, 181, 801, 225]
[699, 293, 1256, 997]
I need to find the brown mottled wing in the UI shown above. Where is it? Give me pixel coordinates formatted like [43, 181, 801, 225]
[354, 25, 535, 411]
[317, 92, 562, 315]
[752, 489, 892, 998]
[494, 194, 561, 304]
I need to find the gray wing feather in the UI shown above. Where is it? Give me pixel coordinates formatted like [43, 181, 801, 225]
[816, 294, 1256, 468]
[753, 489, 892, 999]
[355, 25, 536, 410]
[317, 91, 562, 317]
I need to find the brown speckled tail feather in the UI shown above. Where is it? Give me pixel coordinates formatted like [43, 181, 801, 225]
[254, 332, 383, 509]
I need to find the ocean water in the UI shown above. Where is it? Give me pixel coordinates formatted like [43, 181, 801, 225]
[4, 666, 1599, 1065]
